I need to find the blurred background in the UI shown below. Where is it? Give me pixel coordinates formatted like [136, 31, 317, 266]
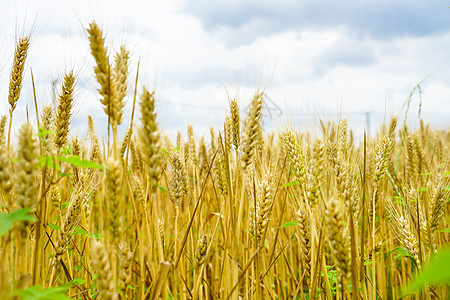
[1, 0, 449, 143]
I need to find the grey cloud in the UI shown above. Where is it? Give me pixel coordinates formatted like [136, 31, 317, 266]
[312, 35, 376, 75]
[182, 0, 450, 48]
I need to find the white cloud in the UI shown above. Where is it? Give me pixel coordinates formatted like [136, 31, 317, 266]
[0, 0, 448, 144]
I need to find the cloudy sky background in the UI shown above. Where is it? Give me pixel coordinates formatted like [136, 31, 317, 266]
[1, 0, 449, 142]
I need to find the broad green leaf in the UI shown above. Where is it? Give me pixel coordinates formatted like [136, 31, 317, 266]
[13, 285, 70, 300]
[57, 155, 104, 169]
[404, 248, 450, 295]
[0, 208, 36, 236]
[278, 220, 298, 228]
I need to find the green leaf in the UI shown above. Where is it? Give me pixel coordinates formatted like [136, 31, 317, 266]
[439, 228, 450, 233]
[158, 185, 168, 195]
[278, 181, 299, 189]
[0, 208, 36, 236]
[39, 157, 60, 170]
[57, 172, 71, 177]
[392, 247, 414, 261]
[13, 285, 70, 300]
[417, 187, 429, 192]
[278, 220, 298, 228]
[37, 128, 54, 138]
[56, 155, 104, 169]
[70, 278, 86, 285]
[72, 227, 103, 239]
[48, 223, 60, 231]
[37, 128, 54, 146]
[90, 232, 104, 239]
[72, 227, 88, 237]
[61, 145, 71, 156]
[404, 248, 450, 295]
[39, 156, 60, 170]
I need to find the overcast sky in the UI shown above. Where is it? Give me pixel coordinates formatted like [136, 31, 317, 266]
[1, 0, 449, 142]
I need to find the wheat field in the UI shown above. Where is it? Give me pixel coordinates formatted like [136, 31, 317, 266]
[0, 22, 449, 300]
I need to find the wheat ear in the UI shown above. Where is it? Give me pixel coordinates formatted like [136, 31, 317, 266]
[139, 87, 161, 188]
[55, 72, 75, 153]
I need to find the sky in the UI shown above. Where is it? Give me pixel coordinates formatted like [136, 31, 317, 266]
[1, 0, 449, 143]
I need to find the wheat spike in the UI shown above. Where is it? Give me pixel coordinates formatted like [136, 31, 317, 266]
[8, 37, 30, 111]
[168, 152, 188, 207]
[55, 71, 75, 152]
[106, 157, 122, 241]
[14, 124, 39, 214]
[230, 98, 240, 150]
[194, 235, 208, 268]
[325, 197, 350, 278]
[140, 87, 161, 188]
[296, 203, 312, 286]
[241, 91, 263, 171]
[91, 240, 118, 300]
